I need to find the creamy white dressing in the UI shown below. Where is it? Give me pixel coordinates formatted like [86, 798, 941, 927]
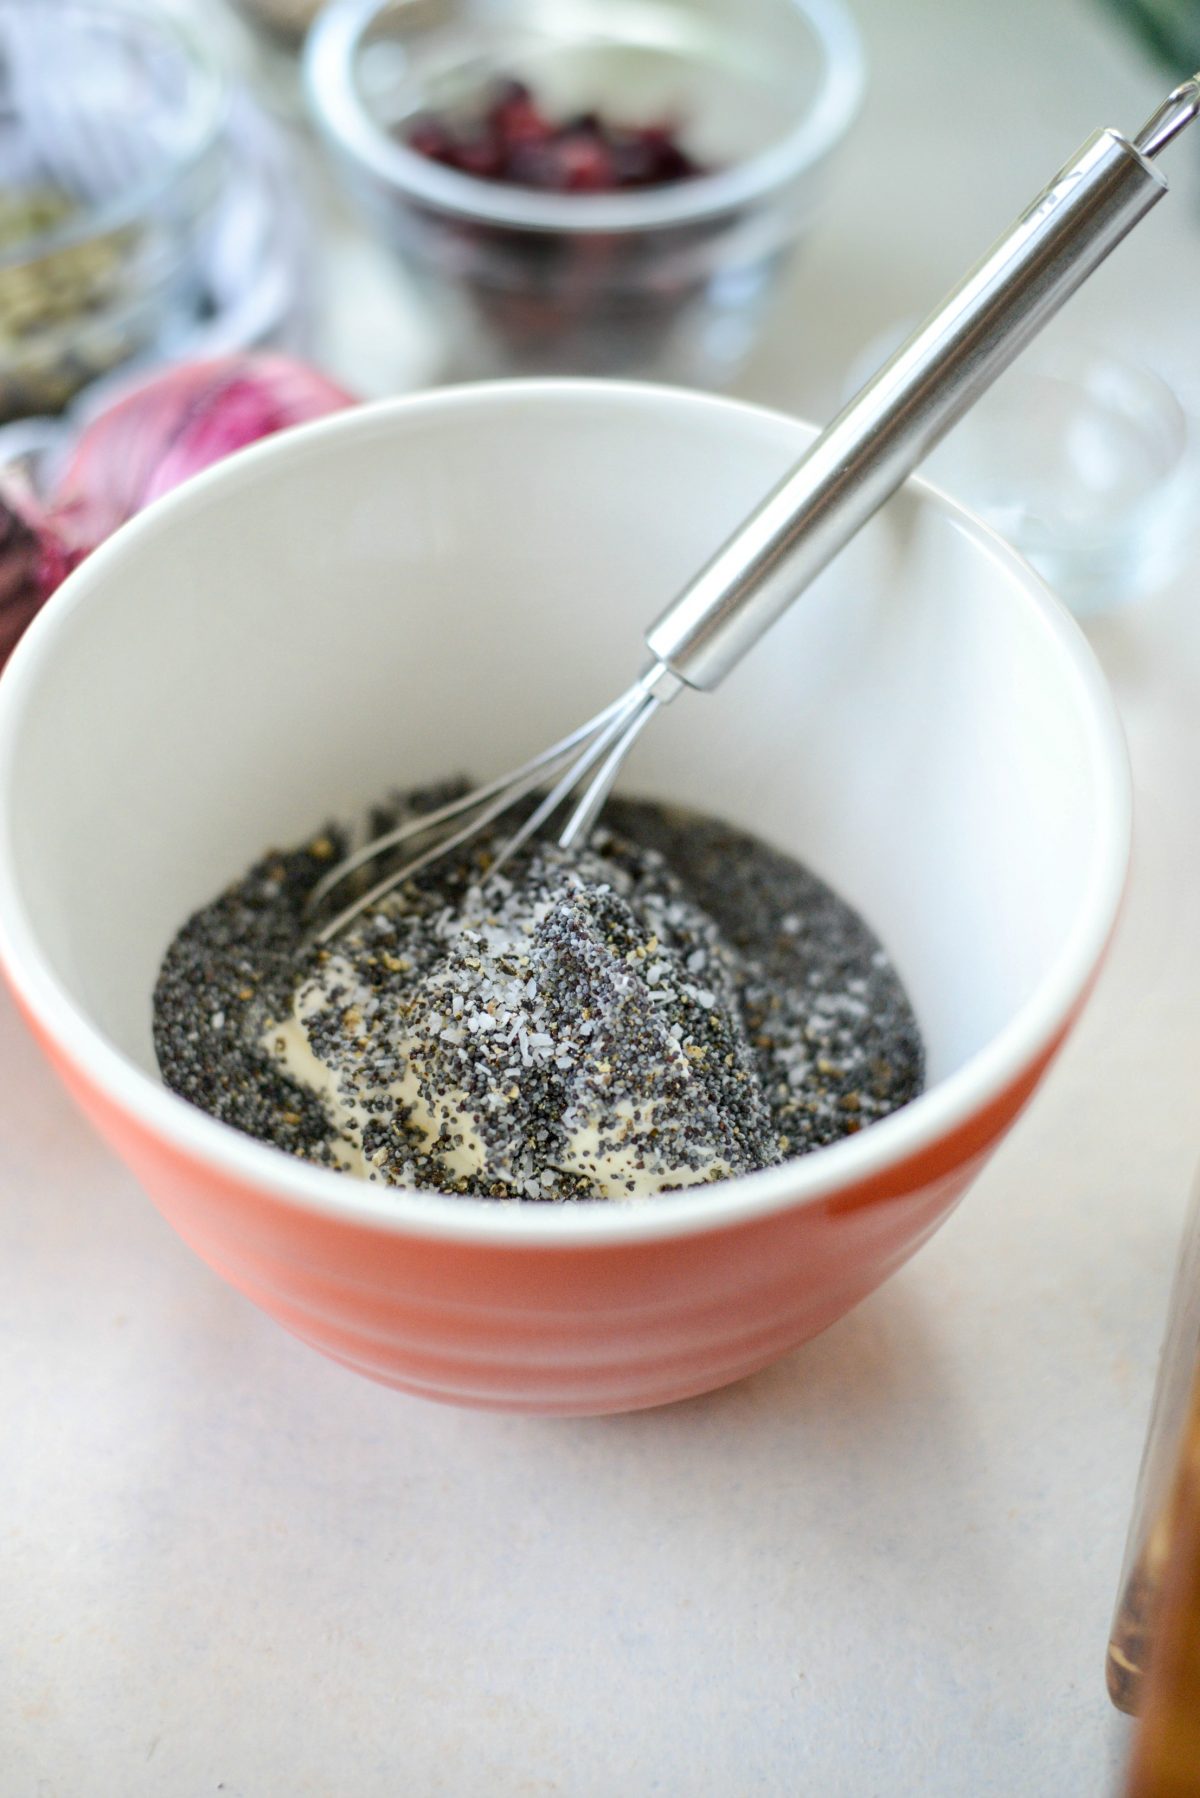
[263, 968, 725, 1200]
[265, 969, 488, 1182]
[557, 1108, 729, 1198]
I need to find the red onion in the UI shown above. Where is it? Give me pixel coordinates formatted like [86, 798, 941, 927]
[0, 475, 83, 671]
[0, 353, 355, 672]
[54, 354, 356, 542]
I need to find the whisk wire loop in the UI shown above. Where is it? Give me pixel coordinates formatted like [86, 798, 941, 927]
[309, 675, 662, 945]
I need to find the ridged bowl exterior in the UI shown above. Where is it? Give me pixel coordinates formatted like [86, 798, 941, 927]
[28, 1004, 1062, 1414]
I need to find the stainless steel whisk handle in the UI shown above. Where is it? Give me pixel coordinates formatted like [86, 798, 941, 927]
[645, 77, 1200, 695]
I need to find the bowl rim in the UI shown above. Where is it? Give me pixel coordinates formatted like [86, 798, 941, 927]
[0, 0, 229, 271]
[303, 0, 866, 235]
[0, 378, 1131, 1247]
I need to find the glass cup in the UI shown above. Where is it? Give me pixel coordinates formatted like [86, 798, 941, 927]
[842, 329, 1193, 617]
[304, 0, 865, 387]
[933, 345, 1192, 618]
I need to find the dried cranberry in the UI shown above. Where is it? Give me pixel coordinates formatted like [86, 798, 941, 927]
[488, 79, 552, 149]
[402, 77, 710, 194]
[405, 116, 457, 165]
[505, 140, 568, 191]
[606, 129, 659, 188]
[453, 127, 504, 180]
[556, 132, 616, 193]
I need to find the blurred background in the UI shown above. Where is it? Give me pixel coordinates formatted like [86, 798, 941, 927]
[0, 0, 1198, 633]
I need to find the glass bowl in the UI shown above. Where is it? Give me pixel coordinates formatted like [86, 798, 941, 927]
[304, 0, 865, 386]
[0, 0, 228, 422]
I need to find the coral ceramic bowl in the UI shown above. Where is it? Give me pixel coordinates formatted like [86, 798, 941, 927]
[0, 381, 1129, 1415]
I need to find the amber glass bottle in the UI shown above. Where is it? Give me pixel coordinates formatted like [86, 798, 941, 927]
[1108, 1170, 1200, 1724]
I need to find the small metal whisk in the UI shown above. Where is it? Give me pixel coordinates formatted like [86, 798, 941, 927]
[310, 76, 1200, 945]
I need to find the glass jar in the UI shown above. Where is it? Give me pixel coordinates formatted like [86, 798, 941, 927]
[0, 0, 228, 422]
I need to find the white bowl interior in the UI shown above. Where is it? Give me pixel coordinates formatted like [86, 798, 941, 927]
[0, 384, 1120, 1143]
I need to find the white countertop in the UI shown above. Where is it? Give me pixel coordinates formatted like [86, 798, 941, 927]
[7, 2, 1200, 1792]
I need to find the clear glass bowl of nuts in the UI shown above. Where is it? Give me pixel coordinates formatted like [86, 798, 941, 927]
[305, 0, 865, 388]
[0, 0, 228, 423]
